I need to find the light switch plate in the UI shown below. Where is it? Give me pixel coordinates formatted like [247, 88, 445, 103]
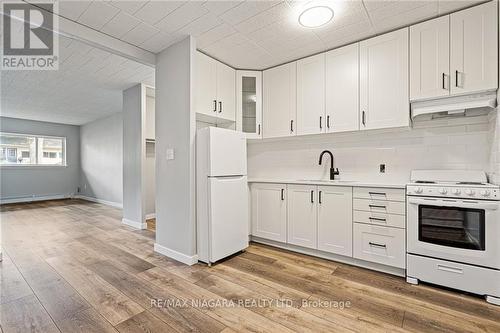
[166, 148, 175, 160]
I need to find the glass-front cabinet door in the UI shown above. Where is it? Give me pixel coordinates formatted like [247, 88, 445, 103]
[236, 71, 262, 139]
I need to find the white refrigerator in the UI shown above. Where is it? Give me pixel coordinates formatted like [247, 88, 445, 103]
[196, 127, 248, 265]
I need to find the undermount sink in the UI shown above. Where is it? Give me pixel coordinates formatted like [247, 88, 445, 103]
[297, 179, 356, 184]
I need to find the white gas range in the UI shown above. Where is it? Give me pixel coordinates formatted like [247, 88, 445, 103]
[406, 170, 500, 305]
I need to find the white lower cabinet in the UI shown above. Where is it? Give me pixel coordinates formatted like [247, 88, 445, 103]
[353, 223, 406, 269]
[317, 186, 353, 256]
[250, 183, 287, 242]
[250, 183, 406, 273]
[287, 185, 317, 249]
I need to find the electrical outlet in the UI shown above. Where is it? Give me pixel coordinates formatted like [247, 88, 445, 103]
[379, 164, 386, 173]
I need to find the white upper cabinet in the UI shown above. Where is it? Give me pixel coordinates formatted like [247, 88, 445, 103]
[236, 71, 262, 139]
[195, 51, 235, 123]
[317, 186, 353, 257]
[195, 52, 217, 117]
[360, 28, 409, 130]
[216, 61, 236, 122]
[410, 15, 450, 100]
[263, 62, 297, 139]
[325, 44, 359, 133]
[450, 1, 498, 95]
[287, 185, 317, 249]
[297, 53, 326, 135]
[251, 183, 287, 242]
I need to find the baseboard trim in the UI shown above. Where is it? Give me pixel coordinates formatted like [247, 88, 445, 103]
[0, 193, 71, 205]
[154, 243, 198, 266]
[122, 218, 147, 230]
[145, 213, 156, 220]
[75, 195, 123, 208]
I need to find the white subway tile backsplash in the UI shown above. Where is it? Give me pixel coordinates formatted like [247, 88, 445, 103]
[248, 114, 496, 183]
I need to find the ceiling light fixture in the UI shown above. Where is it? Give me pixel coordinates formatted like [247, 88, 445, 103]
[298, 6, 334, 28]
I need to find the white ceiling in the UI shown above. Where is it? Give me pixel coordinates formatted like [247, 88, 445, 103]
[1, 35, 155, 125]
[55, 0, 483, 69]
[1, 0, 484, 126]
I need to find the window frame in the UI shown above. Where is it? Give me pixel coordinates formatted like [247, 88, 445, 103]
[0, 132, 67, 167]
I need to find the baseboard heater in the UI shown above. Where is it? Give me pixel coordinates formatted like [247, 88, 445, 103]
[0, 193, 72, 205]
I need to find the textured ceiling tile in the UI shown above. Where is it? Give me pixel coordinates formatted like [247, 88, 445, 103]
[58, 1, 91, 21]
[140, 32, 184, 53]
[177, 13, 222, 37]
[108, 1, 147, 15]
[219, 0, 281, 26]
[202, 0, 243, 16]
[196, 23, 237, 48]
[154, 1, 209, 33]
[101, 11, 141, 38]
[121, 22, 161, 46]
[133, 1, 184, 25]
[77, 1, 120, 30]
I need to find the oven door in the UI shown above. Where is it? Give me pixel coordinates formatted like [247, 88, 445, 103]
[407, 197, 500, 269]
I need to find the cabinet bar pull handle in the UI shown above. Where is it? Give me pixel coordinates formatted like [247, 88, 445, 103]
[369, 217, 387, 222]
[311, 190, 314, 203]
[368, 192, 386, 196]
[218, 101, 222, 113]
[213, 100, 217, 112]
[369, 204, 386, 209]
[442, 73, 446, 90]
[290, 120, 294, 133]
[362, 111, 366, 126]
[319, 116, 322, 130]
[369, 242, 387, 248]
[319, 191, 322, 204]
[327, 115, 330, 129]
[258, 124, 261, 136]
[281, 189, 284, 201]
[455, 70, 459, 87]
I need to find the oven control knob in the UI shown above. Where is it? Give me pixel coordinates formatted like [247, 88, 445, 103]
[480, 190, 490, 197]
[452, 188, 461, 195]
[415, 187, 423, 194]
[438, 188, 447, 194]
[465, 189, 475, 196]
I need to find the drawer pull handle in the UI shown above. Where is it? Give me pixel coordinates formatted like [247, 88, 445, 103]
[368, 192, 386, 196]
[437, 265, 463, 274]
[369, 204, 386, 209]
[369, 242, 386, 249]
[369, 217, 387, 222]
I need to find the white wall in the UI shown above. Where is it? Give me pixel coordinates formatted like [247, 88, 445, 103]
[155, 36, 197, 263]
[122, 84, 145, 228]
[145, 95, 155, 217]
[80, 113, 123, 205]
[248, 115, 493, 183]
[0, 117, 80, 202]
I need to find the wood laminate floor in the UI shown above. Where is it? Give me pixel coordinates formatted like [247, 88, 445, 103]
[1, 199, 499, 333]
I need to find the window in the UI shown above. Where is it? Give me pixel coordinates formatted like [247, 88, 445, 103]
[0, 133, 66, 166]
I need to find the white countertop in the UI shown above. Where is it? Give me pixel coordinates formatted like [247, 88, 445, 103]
[248, 178, 407, 189]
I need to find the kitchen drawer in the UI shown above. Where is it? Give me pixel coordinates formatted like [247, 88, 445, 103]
[353, 223, 405, 269]
[353, 198, 405, 215]
[353, 210, 405, 229]
[353, 187, 405, 202]
[407, 254, 500, 297]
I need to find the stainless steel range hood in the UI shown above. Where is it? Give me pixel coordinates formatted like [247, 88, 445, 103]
[411, 91, 497, 120]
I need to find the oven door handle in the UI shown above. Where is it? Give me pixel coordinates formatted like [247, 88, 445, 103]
[407, 197, 499, 210]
